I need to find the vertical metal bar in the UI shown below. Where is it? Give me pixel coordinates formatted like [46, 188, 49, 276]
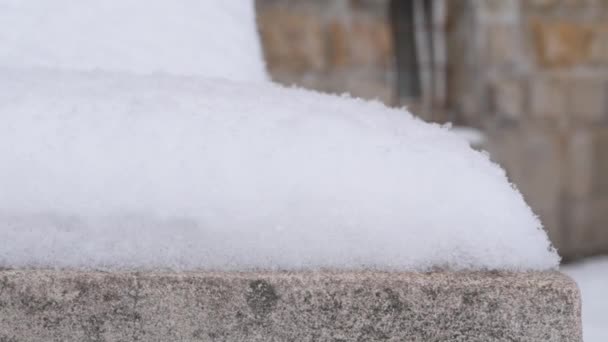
[390, 0, 421, 106]
[423, 0, 435, 120]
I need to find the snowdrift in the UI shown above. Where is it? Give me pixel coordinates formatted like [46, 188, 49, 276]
[0, 68, 559, 271]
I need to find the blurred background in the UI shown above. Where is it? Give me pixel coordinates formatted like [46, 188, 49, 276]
[255, 1, 607, 339]
[255, 0, 608, 263]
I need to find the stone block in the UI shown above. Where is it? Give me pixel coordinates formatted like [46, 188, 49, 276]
[590, 23, 608, 65]
[565, 129, 595, 199]
[592, 128, 608, 195]
[567, 78, 608, 124]
[348, 0, 391, 14]
[0, 270, 582, 342]
[486, 24, 521, 66]
[491, 78, 527, 120]
[327, 18, 393, 69]
[524, 0, 560, 10]
[478, 0, 518, 22]
[530, 19, 593, 68]
[530, 77, 569, 123]
[565, 197, 608, 258]
[525, 0, 608, 11]
[257, 9, 326, 73]
[562, 127, 608, 258]
[566, 128, 608, 197]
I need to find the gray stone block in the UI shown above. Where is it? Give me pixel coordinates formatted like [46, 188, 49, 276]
[0, 270, 581, 342]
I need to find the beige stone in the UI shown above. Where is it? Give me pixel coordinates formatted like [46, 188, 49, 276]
[486, 24, 521, 66]
[524, 0, 605, 9]
[491, 78, 526, 119]
[567, 78, 608, 123]
[530, 77, 568, 123]
[569, 128, 608, 197]
[565, 197, 608, 257]
[257, 9, 326, 73]
[592, 128, 608, 195]
[478, 0, 518, 21]
[327, 18, 393, 70]
[565, 129, 595, 199]
[353, 19, 393, 67]
[562, 128, 608, 258]
[530, 19, 593, 68]
[514, 129, 564, 247]
[591, 23, 608, 65]
[0, 270, 582, 342]
[524, 0, 560, 10]
[485, 125, 564, 249]
[257, 2, 394, 106]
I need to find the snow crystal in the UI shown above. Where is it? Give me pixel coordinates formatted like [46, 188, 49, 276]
[0, 68, 559, 271]
[0, 0, 267, 82]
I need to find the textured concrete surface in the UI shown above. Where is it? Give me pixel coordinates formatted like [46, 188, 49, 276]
[0, 270, 581, 342]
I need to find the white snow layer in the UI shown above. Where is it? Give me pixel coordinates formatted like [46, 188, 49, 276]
[0, 0, 267, 82]
[0, 68, 559, 271]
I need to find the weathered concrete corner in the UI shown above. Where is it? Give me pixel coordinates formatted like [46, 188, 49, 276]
[0, 270, 581, 342]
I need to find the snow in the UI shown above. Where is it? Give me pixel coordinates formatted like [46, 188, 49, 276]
[0, 67, 558, 271]
[0, 0, 267, 82]
[562, 257, 608, 342]
[450, 126, 486, 148]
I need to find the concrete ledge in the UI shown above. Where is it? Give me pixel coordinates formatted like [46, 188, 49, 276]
[0, 270, 581, 341]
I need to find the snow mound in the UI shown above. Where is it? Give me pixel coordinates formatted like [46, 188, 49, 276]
[0, 68, 559, 271]
[0, 0, 267, 82]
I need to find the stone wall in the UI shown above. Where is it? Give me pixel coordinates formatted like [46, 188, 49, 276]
[451, 0, 608, 260]
[256, 0, 394, 104]
[256, 0, 608, 261]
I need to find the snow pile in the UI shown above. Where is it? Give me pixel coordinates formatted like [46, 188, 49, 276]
[450, 126, 486, 148]
[0, 0, 267, 82]
[0, 68, 559, 271]
[562, 257, 608, 342]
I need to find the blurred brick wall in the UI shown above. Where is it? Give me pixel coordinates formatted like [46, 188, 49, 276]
[451, 0, 608, 260]
[256, 0, 395, 104]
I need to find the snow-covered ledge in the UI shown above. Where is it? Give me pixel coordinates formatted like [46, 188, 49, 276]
[0, 2, 582, 341]
[0, 270, 581, 341]
[0, 68, 577, 342]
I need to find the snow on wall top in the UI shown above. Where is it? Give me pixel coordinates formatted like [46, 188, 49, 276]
[0, 0, 268, 82]
[0, 68, 559, 271]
